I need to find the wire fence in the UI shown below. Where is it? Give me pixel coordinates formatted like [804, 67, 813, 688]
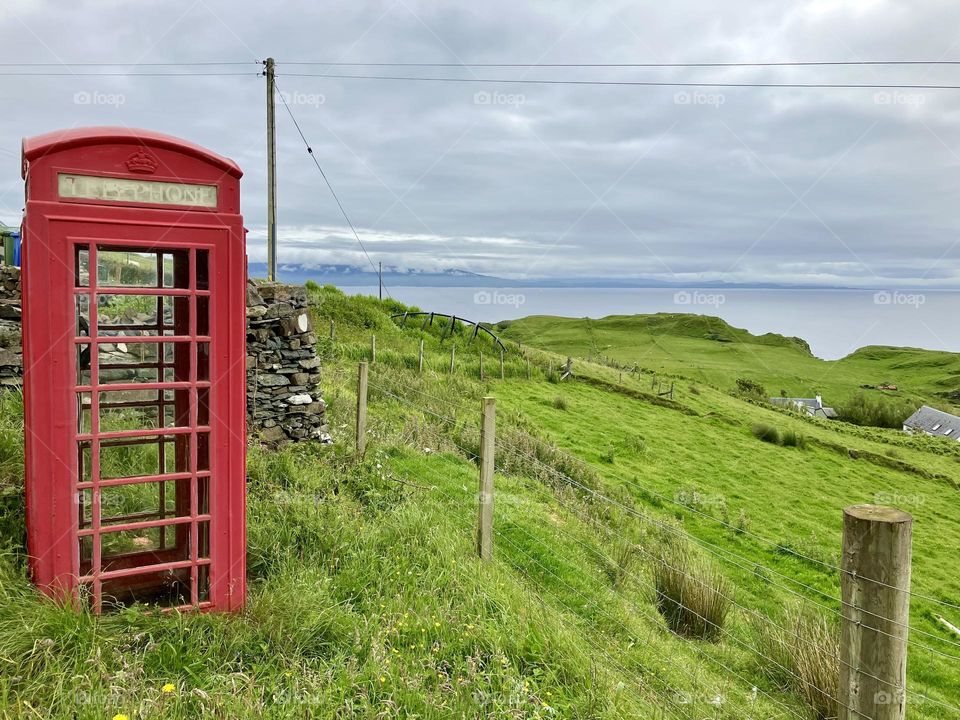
[359, 363, 960, 720]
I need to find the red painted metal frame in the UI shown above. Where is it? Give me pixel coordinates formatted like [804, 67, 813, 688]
[21, 128, 246, 612]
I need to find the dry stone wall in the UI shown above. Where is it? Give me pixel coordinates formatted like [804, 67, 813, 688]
[0, 267, 22, 389]
[0, 267, 331, 447]
[246, 280, 331, 446]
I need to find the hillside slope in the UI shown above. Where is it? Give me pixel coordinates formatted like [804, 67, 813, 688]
[0, 287, 956, 718]
[497, 312, 960, 414]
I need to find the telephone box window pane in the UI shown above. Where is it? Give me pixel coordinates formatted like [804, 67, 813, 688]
[79, 443, 92, 484]
[96, 248, 188, 289]
[198, 476, 210, 515]
[76, 344, 91, 386]
[98, 391, 180, 431]
[97, 342, 180, 386]
[77, 392, 91, 433]
[198, 565, 210, 603]
[75, 246, 90, 287]
[100, 527, 164, 558]
[196, 251, 209, 291]
[75, 295, 90, 337]
[97, 295, 176, 335]
[79, 536, 92, 564]
[197, 387, 210, 426]
[100, 568, 191, 608]
[197, 432, 209, 472]
[194, 521, 210, 560]
[197, 296, 209, 336]
[197, 342, 210, 382]
[99, 437, 182, 480]
[98, 479, 184, 526]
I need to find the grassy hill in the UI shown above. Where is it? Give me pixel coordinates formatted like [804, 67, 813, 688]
[496, 313, 960, 416]
[0, 287, 957, 718]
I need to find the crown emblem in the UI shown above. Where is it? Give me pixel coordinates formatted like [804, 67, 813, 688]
[125, 150, 159, 174]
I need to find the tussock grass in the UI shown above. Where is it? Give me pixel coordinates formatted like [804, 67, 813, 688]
[749, 604, 839, 720]
[651, 544, 732, 642]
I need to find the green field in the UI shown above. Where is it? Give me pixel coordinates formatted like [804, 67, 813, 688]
[496, 313, 960, 416]
[0, 286, 957, 719]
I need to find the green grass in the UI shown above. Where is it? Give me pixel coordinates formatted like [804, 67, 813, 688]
[0, 285, 956, 718]
[496, 313, 960, 415]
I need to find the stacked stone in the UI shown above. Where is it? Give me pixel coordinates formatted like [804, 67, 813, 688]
[246, 280, 331, 446]
[0, 266, 22, 389]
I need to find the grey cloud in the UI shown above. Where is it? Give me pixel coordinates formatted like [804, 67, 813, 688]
[2, 0, 959, 287]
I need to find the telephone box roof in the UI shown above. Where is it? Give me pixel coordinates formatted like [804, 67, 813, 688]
[22, 127, 242, 179]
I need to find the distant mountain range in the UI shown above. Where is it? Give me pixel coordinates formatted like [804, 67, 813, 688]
[249, 263, 859, 290]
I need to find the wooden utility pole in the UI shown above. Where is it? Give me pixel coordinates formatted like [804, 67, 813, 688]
[418, 339, 424, 373]
[477, 397, 496, 560]
[355, 362, 369, 455]
[839, 505, 913, 720]
[378, 261, 383, 300]
[265, 57, 277, 281]
[370, 335, 376, 364]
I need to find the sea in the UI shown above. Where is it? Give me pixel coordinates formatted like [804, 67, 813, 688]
[342, 286, 960, 361]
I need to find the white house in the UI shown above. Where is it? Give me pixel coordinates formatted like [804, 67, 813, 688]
[769, 394, 838, 419]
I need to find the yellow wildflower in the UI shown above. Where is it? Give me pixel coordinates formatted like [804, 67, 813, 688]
[161, 683, 176, 694]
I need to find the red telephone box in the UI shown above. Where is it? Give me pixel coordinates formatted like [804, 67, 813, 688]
[21, 127, 246, 612]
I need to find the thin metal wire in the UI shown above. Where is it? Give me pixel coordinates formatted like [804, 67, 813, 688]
[279, 71, 960, 91]
[273, 80, 393, 300]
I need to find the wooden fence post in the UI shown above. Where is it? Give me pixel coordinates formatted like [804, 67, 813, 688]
[500, 350, 504, 380]
[477, 397, 496, 560]
[329, 319, 335, 340]
[356, 361, 369, 455]
[371, 335, 376, 364]
[418, 339, 424, 373]
[449, 345, 456, 373]
[526, 357, 530, 380]
[839, 505, 912, 720]
[479, 351, 484, 380]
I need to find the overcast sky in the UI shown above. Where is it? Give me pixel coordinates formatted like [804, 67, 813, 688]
[2, 0, 960, 288]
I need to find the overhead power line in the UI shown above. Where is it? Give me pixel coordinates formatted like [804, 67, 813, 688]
[281, 59, 960, 67]
[280, 72, 960, 90]
[273, 81, 392, 299]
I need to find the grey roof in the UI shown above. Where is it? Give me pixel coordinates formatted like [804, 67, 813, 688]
[903, 405, 960, 438]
